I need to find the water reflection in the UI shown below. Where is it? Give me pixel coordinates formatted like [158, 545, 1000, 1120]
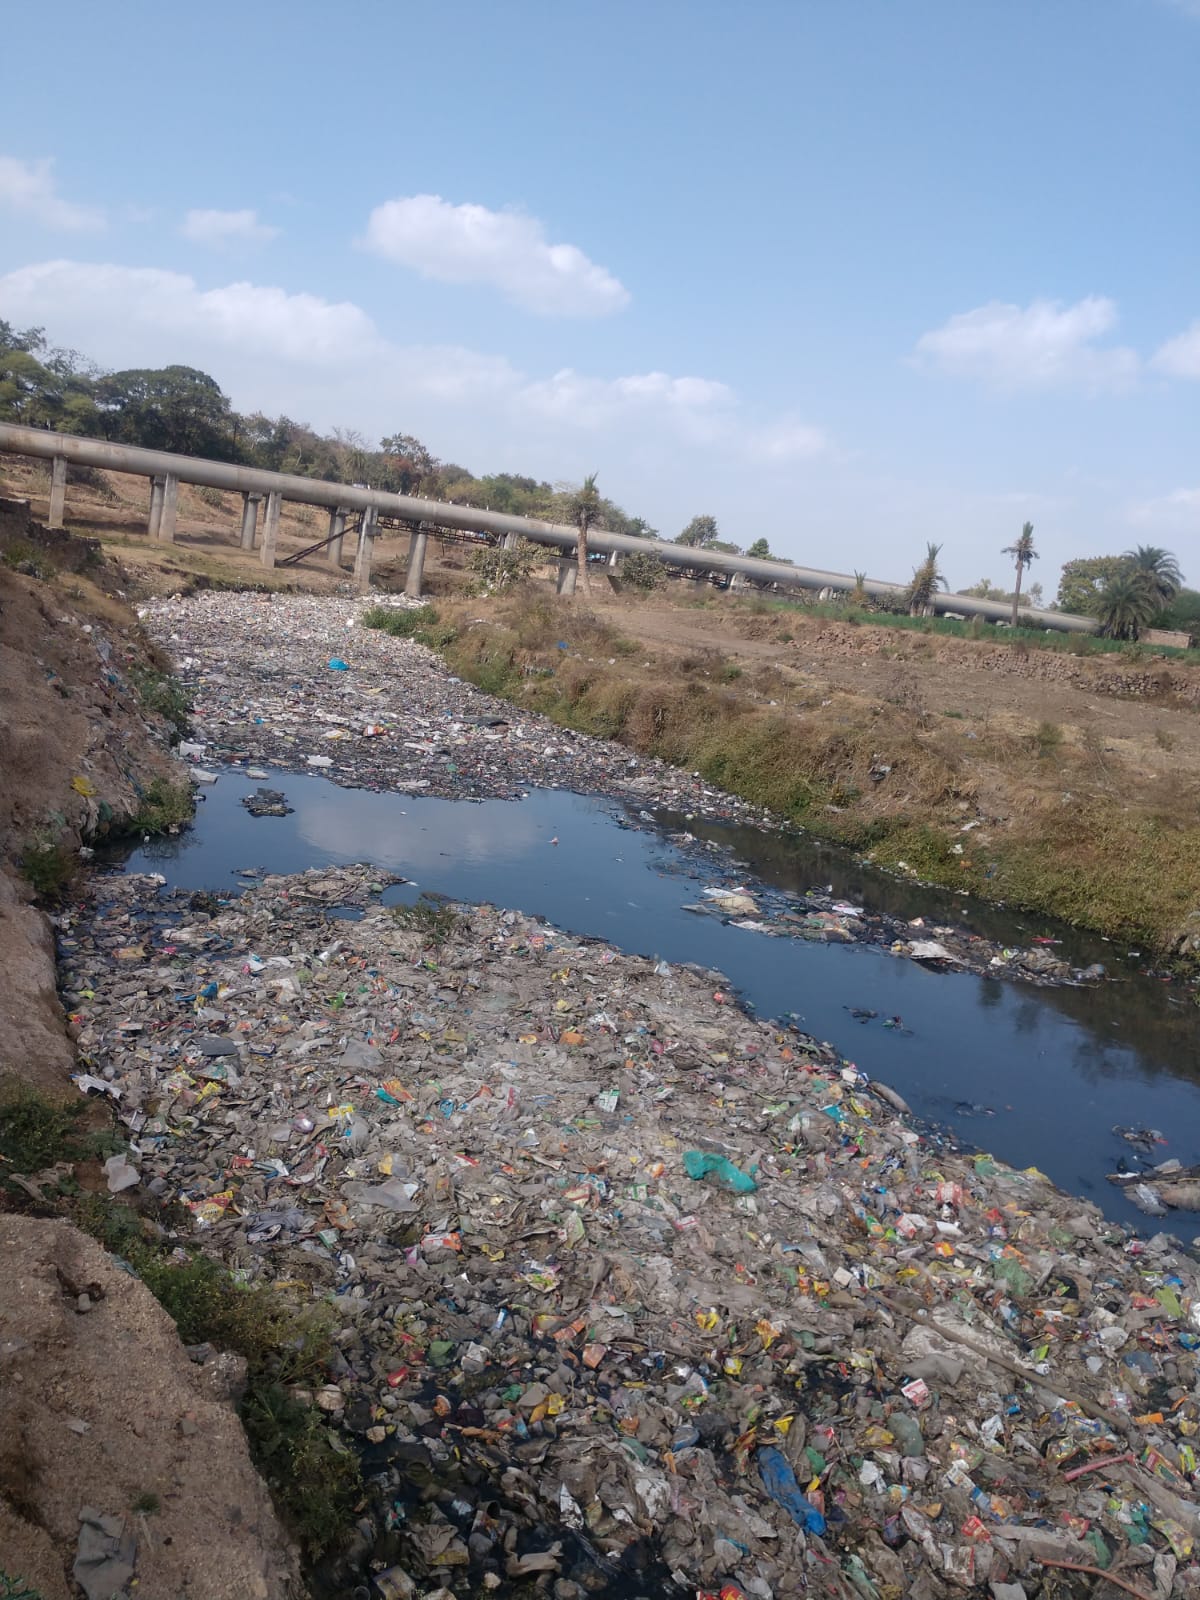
[111, 770, 1199, 1229]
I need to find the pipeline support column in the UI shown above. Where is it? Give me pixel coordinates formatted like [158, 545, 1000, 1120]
[354, 506, 378, 589]
[260, 489, 282, 568]
[404, 524, 428, 598]
[327, 508, 347, 568]
[158, 474, 180, 543]
[239, 492, 262, 551]
[556, 558, 577, 596]
[47, 455, 67, 529]
[146, 476, 165, 539]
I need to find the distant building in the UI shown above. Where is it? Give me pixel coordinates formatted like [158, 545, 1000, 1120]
[1144, 628, 1194, 650]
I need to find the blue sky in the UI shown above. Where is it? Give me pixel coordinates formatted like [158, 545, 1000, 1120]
[2, 0, 1198, 591]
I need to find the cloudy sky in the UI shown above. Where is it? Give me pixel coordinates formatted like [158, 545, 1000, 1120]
[2, 0, 1198, 590]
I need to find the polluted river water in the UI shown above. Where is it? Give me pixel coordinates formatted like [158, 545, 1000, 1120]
[109, 767, 1200, 1235]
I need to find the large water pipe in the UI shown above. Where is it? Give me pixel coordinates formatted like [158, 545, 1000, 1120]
[0, 423, 1098, 633]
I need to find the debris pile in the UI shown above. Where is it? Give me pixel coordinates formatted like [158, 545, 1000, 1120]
[57, 864, 1200, 1598]
[144, 592, 765, 826]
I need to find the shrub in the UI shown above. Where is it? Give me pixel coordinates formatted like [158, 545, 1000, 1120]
[128, 667, 191, 740]
[391, 894, 461, 945]
[195, 484, 226, 509]
[129, 777, 194, 833]
[620, 551, 668, 592]
[18, 836, 76, 903]
[469, 538, 542, 591]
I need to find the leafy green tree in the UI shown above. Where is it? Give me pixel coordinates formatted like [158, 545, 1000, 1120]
[93, 365, 234, 457]
[1003, 522, 1038, 626]
[1123, 544, 1184, 606]
[905, 542, 946, 615]
[1157, 588, 1200, 636]
[1096, 569, 1159, 640]
[570, 472, 601, 594]
[676, 514, 719, 547]
[747, 537, 771, 559]
[1056, 556, 1129, 616]
[379, 433, 437, 494]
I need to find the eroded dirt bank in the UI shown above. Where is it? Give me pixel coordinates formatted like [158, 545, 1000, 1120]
[0, 504, 301, 1597]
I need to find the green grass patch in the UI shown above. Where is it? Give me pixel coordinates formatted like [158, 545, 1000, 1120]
[128, 666, 191, 740]
[128, 776, 194, 834]
[362, 602, 458, 650]
[0, 1082, 92, 1174]
[18, 836, 76, 903]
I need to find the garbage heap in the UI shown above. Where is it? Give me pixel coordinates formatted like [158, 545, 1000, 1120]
[143, 590, 769, 825]
[60, 865, 1200, 1599]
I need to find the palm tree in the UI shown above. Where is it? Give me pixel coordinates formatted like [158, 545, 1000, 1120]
[1003, 522, 1037, 627]
[905, 542, 946, 616]
[570, 472, 601, 594]
[1096, 569, 1159, 640]
[851, 570, 867, 606]
[1123, 545, 1183, 607]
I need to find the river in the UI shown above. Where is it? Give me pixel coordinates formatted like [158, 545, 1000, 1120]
[110, 767, 1200, 1233]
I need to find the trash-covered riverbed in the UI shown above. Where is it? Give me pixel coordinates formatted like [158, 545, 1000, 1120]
[114, 770, 1200, 1233]
[60, 864, 1200, 1599]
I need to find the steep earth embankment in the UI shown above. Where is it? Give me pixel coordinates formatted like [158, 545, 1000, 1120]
[0, 500, 301, 1599]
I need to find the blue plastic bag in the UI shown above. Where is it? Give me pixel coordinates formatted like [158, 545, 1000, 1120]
[758, 1445, 826, 1535]
[328, 657, 349, 671]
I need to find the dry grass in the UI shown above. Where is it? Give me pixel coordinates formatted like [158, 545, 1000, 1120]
[434, 589, 1200, 957]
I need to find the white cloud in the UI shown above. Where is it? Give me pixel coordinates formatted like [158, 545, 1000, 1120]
[361, 193, 630, 317]
[745, 416, 831, 462]
[0, 258, 830, 486]
[0, 260, 378, 367]
[914, 296, 1137, 390]
[180, 208, 280, 248]
[1129, 486, 1200, 528]
[1152, 321, 1200, 378]
[0, 155, 104, 231]
[519, 368, 733, 429]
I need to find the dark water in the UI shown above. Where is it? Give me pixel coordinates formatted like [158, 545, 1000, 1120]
[112, 768, 1200, 1231]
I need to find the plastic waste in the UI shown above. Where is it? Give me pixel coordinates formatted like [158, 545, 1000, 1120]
[757, 1446, 826, 1534]
[683, 1150, 758, 1192]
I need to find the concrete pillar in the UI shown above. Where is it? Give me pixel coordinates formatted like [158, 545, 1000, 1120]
[608, 548, 620, 568]
[239, 492, 262, 551]
[47, 455, 67, 529]
[354, 506, 378, 590]
[327, 507, 347, 568]
[260, 489, 282, 569]
[146, 476, 165, 539]
[158, 473, 180, 544]
[404, 524, 429, 599]
[556, 557, 577, 596]
[502, 531, 518, 550]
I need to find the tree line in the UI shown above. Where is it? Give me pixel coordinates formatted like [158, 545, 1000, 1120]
[906, 529, 1194, 640]
[1, 321, 1192, 636]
